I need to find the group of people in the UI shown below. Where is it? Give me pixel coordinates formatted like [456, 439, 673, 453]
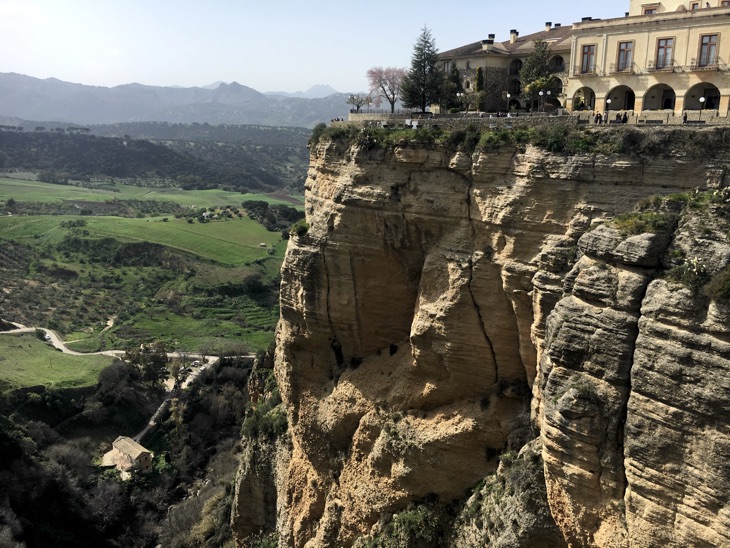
[594, 111, 629, 124]
[330, 117, 345, 122]
[485, 111, 517, 119]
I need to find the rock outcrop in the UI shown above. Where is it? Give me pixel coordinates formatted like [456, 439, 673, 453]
[233, 132, 730, 547]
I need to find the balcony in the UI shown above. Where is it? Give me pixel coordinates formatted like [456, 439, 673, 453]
[645, 60, 676, 72]
[686, 57, 723, 71]
[573, 65, 599, 76]
[609, 63, 635, 75]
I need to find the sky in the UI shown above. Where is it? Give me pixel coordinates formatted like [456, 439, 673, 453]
[0, 0, 622, 94]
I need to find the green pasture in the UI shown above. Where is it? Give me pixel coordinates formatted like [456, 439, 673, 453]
[0, 214, 285, 265]
[0, 177, 303, 208]
[0, 332, 113, 391]
[122, 306, 275, 352]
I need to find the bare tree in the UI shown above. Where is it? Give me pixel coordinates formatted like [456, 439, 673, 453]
[367, 66, 406, 113]
[346, 93, 371, 113]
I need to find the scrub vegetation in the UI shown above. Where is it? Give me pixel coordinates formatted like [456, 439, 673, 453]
[311, 122, 730, 158]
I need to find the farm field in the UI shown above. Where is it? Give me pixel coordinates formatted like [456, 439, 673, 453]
[0, 176, 304, 208]
[0, 214, 287, 265]
[0, 332, 114, 391]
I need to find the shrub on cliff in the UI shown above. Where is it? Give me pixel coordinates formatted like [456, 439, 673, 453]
[704, 266, 730, 302]
[612, 211, 673, 235]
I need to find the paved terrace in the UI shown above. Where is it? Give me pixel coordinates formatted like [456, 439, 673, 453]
[345, 109, 728, 130]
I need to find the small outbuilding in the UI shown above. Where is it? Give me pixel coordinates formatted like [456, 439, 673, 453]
[101, 436, 153, 480]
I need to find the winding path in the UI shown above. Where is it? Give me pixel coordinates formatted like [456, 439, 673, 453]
[0, 319, 242, 443]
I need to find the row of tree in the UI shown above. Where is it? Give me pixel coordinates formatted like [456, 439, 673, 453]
[355, 27, 555, 114]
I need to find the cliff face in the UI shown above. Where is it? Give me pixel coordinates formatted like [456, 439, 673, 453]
[234, 135, 730, 547]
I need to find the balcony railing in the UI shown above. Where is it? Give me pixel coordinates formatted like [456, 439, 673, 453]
[609, 63, 635, 74]
[686, 57, 722, 71]
[646, 59, 676, 72]
[573, 65, 599, 76]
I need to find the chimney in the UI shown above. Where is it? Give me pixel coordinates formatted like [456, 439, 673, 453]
[545, 21, 552, 31]
[625, 12, 629, 16]
[488, 33, 495, 40]
[481, 38, 494, 51]
[510, 29, 519, 43]
[581, 16, 592, 21]
[554, 23, 561, 28]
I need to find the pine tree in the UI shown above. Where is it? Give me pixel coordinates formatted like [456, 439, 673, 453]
[521, 40, 554, 109]
[400, 26, 443, 112]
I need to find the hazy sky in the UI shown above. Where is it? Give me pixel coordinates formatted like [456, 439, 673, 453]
[0, 0, 621, 93]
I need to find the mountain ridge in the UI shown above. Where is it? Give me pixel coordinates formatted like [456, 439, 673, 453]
[0, 73, 352, 128]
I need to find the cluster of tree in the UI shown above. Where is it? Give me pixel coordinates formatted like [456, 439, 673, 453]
[0, 345, 267, 547]
[241, 200, 305, 233]
[0, 360, 164, 547]
[124, 342, 170, 387]
[0, 130, 306, 193]
[0, 196, 185, 217]
[89, 122, 309, 147]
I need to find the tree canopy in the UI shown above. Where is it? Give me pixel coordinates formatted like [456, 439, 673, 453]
[366, 66, 406, 113]
[400, 27, 442, 112]
[520, 40, 554, 96]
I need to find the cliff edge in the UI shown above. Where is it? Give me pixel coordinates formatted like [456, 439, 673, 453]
[233, 129, 730, 547]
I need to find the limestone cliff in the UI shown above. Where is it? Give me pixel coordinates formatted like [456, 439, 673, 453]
[233, 131, 730, 547]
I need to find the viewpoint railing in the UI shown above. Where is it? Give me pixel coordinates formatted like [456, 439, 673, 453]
[344, 108, 729, 129]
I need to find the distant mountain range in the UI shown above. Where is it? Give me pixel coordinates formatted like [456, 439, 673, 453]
[0, 73, 355, 128]
[265, 84, 340, 99]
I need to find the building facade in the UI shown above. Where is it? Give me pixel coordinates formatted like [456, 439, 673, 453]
[437, 23, 572, 112]
[437, 0, 730, 117]
[568, 0, 730, 115]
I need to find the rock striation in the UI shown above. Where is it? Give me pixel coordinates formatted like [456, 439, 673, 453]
[233, 133, 730, 547]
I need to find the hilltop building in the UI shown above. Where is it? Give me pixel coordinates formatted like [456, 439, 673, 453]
[437, 0, 730, 116]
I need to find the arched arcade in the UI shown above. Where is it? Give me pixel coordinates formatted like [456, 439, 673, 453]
[643, 84, 676, 111]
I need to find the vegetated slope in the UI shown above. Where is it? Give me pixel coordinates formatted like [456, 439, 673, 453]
[231, 128, 730, 547]
[90, 122, 311, 193]
[0, 214, 285, 352]
[0, 347, 264, 547]
[0, 127, 308, 192]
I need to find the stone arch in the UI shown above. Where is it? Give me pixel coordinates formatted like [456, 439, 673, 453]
[643, 84, 676, 111]
[606, 85, 636, 111]
[508, 78, 522, 95]
[684, 82, 721, 110]
[509, 59, 522, 76]
[572, 86, 595, 110]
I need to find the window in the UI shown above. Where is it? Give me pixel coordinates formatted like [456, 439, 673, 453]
[617, 42, 633, 71]
[581, 44, 596, 73]
[443, 61, 451, 73]
[656, 38, 674, 69]
[549, 56, 565, 72]
[466, 61, 471, 70]
[690, 2, 699, 9]
[644, 8, 657, 14]
[699, 34, 718, 66]
[723, 1, 730, 6]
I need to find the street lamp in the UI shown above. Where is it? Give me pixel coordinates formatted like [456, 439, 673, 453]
[506, 93, 511, 111]
[547, 90, 552, 113]
[699, 96, 706, 121]
[539, 90, 544, 112]
[606, 98, 612, 118]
